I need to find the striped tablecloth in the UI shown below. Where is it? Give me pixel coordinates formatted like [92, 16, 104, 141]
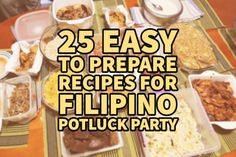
[0, 0, 235, 157]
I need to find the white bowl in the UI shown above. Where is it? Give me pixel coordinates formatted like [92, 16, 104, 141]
[52, 0, 95, 28]
[142, 0, 183, 26]
[0, 51, 11, 80]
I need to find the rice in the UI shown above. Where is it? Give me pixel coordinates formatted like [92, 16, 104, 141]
[144, 98, 204, 157]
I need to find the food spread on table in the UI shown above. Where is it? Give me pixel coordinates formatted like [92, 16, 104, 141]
[192, 79, 236, 121]
[0, 0, 235, 157]
[56, 4, 92, 20]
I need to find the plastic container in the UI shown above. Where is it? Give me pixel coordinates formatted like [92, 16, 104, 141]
[14, 10, 53, 42]
[189, 70, 236, 130]
[52, 0, 95, 29]
[60, 131, 123, 157]
[141, 88, 220, 157]
[2, 75, 37, 124]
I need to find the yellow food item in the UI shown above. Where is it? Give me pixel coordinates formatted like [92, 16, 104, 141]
[169, 23, 216, 70]
[43, 71, 60, 109]
[43, 71, 84, 110]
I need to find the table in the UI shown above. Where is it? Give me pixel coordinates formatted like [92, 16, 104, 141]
[0, 0, 236, 157]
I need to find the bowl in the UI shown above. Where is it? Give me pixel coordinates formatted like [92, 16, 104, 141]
[52, 0, 95, 29]
[0, 51, 11, 80]
[14, 10, 54, 42]
[142, 0, 183, 26]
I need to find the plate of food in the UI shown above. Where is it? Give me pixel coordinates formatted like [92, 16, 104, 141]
[5, 41, 43, 76]
[39, 24, 78, 67]
[60, 120, 123, 157]
[189, 70, 236, 130]
[169, 23, 217, 73]
[52, 0, 95, 28]
[140, 88, 220, 157]
[2, 75, 38, 124]
[0, 51, 11, 79]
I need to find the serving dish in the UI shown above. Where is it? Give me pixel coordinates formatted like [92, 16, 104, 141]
[14, 10, 53, 42]
[2, 75, 38, 124]
[169, 23, 217, 73]
[0, 51, 11, 80]
[41, 70, 86, 112]
[39, 24, 78, 67]
[142, 0, 183, 26]
[103, 5, 134, 29]
[189, 70, 236, 130]
[5, 41, 43, 76]
[52, 0, 95, 28]
[140, 88, 220, 157]
[60, 128, 123, 157]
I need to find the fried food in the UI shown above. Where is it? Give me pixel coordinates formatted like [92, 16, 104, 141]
[63, 127, 119, 154]
[56, 4, 92, 20]
[16, 45, 37, 72]
[169, 23, 216, 71]
[8, 83, 29, 116]
[192, 79, 236, 121]
[109, 11, 126, 27]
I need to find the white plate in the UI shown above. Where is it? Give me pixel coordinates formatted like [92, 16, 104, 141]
[188, 70, 236, 130]
[60, 130, 123, 157]
[0, 51, 11, 79]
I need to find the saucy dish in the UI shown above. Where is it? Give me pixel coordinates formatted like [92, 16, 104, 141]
[192, 79, 236, 121]
[16, 45, 37, 72]
[8, 83, 29, 116]
[63, 127, 119, 154]
[170, 23, 216, 71]
[56, 4, 92, 20]
[143, 98, 204, 157]
[109, 11, 126, 28]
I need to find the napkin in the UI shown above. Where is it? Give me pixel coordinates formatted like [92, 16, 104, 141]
[178, 0, 204, 22]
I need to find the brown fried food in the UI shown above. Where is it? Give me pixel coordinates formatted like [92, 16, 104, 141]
[192, 79, 236, 121]
[16, 45, 37, 72]
[63, 127, 119, 154]
[169, 23, 216, 71]
[8, 83, 30, 116]
[56, 4, 91, 20]
[109, 11, 126, 27]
